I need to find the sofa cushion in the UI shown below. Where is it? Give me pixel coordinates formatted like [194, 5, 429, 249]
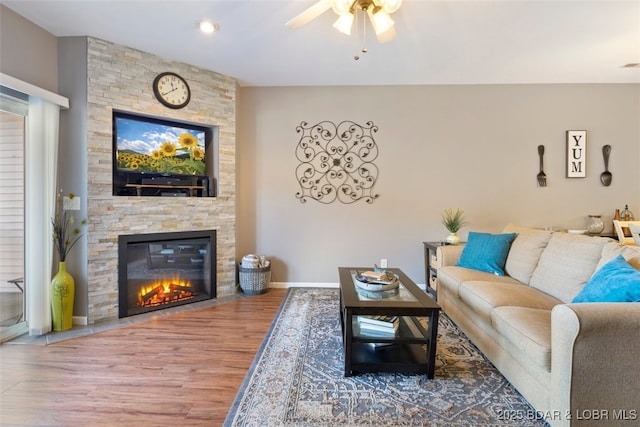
[502, 224, 553, 284]
[459, 281, 561, 323]
[437, 266, 520, 299]
[491, 307, 551, 371]
[596, 241, 640, 271]
[456, 232, 517, 276]
[529, 233, 609, 303]
[573, 255, 640, 303]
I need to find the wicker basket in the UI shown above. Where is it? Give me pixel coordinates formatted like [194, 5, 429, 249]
[239, 264, 271, 295]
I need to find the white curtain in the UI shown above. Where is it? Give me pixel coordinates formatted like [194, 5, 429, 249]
[25, 97, 60, 335]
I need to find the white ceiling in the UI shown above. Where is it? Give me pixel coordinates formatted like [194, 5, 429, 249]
[4, 0, 640, 87]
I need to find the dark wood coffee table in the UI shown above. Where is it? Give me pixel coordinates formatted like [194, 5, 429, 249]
[338, 267, 441, 378]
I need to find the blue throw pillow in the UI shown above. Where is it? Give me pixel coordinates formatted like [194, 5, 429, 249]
[572, 255, 640, 303]
[456, 232, 517, 276]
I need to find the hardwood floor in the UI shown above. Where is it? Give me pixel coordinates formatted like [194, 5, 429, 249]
[0, 289, 286, 426]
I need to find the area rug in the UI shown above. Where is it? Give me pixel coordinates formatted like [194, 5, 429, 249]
[224, 288, 548, 426]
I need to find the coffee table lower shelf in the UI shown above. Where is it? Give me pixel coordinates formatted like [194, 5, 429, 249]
[348, 342, 429, 375]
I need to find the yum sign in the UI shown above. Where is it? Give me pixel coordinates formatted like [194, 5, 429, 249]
[566, 130, 587, 178]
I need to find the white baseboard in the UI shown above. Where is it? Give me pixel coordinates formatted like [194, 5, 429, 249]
[73, 316, 88, 326]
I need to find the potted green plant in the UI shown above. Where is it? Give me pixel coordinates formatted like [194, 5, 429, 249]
[441, 208, 467, 244]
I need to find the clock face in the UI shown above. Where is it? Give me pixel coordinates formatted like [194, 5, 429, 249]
[153, 72, 191, 109]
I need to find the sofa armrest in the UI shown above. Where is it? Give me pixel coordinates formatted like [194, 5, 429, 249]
[437, 244, 465, 267]
[550, 303, 640, 427]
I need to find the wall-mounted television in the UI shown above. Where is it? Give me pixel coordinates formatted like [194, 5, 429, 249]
[112, 111, 214, 197]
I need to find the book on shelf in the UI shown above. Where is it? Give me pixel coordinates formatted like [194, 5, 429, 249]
[357, 319, 399, 336]
[357, 325, 397, 337]
[358, 315, 399, 328]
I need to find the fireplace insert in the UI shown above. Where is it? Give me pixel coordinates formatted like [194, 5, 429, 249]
[118, 230, 216, 318]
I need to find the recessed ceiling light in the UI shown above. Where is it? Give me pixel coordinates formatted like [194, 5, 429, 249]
[621, 63, 640, 68]
[198, 20, 219, 34]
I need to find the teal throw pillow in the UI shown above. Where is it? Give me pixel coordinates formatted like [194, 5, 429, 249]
[572, 255, 640, 303]
[456, 232, 517, 276]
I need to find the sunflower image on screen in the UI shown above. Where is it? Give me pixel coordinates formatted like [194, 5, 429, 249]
[115, 114, 207, 176]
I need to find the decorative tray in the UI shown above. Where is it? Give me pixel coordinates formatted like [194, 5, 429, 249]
[355, 286, 400, 300]
[355, 273, 400, 292]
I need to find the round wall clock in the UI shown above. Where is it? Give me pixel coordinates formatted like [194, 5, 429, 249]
[152, 72, 191, 109]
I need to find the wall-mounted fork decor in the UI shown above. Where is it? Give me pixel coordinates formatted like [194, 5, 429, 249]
[537, 145, 547, 187]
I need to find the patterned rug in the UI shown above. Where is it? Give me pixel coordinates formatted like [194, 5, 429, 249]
[224, 288, 548, 426]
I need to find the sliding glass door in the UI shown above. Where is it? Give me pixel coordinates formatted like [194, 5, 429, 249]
[0, 91, 27, 341]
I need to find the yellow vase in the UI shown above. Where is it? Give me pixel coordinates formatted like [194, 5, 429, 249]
[50, 261, 75, 331]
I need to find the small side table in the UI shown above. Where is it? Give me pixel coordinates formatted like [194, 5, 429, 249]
[423, 242, 467, 298]
[423, 242, 447, 298]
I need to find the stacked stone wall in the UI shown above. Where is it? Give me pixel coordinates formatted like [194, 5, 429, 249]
[86, 37, 236, 323]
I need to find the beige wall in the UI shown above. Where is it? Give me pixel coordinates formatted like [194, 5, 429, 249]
[4, 4, 640, 291]
[237, 84, 640, 285]
[0, 4, 58, 92]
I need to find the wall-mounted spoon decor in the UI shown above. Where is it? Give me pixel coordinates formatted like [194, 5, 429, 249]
[537, 145, 547, 187]
[600, 144, 612, 187]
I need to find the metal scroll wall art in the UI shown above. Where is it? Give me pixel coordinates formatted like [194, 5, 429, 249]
[294, 120, 380, 204]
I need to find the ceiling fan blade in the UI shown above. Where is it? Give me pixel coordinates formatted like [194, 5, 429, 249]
[285, 0, 333, 29]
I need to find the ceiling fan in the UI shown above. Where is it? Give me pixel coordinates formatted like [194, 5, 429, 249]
[286, 0, 403, 42]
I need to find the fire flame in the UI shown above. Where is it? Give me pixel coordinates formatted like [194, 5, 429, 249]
[137, 277, 194, 307]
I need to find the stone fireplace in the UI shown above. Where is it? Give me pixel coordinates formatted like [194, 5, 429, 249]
[60, 36, 237, 324]
[118, 230, 216, 318]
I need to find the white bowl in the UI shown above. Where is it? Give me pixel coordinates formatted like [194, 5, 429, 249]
[567, 229, 587, 234]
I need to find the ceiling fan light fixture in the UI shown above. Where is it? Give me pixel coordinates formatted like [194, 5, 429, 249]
[333, 13, 355, 35]
[286, 0, 400, 45]
[367, 8, 394, 35]
[375, 25, 396, 43]
[332, 0, 354, 15]
[380, 0, 402, 14]
[198, 19, 219, 34]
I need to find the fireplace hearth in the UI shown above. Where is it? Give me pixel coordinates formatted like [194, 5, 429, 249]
[118, 230, 216, 318]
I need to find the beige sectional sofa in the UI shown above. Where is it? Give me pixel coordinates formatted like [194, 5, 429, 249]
[437, 224, 640, 427]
